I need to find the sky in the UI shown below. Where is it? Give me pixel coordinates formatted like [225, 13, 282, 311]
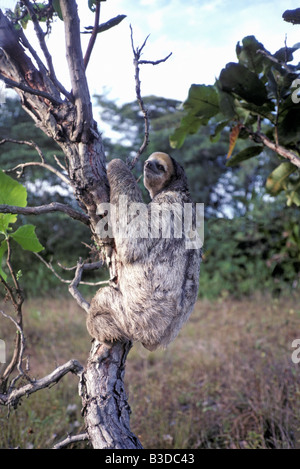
[1, 0, 300, 106]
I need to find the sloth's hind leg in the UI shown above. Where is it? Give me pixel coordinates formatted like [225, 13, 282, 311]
[87, 286, 126, 345]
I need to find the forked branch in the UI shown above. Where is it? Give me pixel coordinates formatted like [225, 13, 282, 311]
[0, 73, 62, 105]
[0, 202, 90, 225]
[0, 137, 70, 184]
[246, 128, 300, 169]
[129, 26, 172, 168]
[0, 359, 83, 408]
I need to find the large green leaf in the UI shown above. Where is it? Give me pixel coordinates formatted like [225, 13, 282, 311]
[10, 224, 44, 252]
[236, 36, 268, 74]
[226, 145, 263, 167]
[0, 170, 27, 206]
[219, 62, 268, 106]
[266, 162, 297, 195]
[170, 84, 219, 148]
[0, 170, 27, 233]
[183, 84, 219, 119]
[217, 87, 236, 119]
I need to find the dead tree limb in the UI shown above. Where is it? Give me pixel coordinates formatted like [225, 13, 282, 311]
[0, 359, 84, 408]
[0, 203, 89, 225]
[129, 26, 172, 168]
[53, 432, 89, 450]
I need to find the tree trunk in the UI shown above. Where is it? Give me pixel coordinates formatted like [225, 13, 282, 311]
[0, 5, 142, 449]
[80, 341, 143, 449]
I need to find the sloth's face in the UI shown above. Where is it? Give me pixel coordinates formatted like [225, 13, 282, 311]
[143, 152, 174, 198]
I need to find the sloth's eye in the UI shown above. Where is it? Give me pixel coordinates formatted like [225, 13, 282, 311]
[157, 164, 165, 172]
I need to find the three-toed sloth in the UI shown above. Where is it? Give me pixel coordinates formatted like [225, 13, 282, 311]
[87, 152, 201, 351]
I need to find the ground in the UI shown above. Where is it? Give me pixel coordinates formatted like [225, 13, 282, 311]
[0, 293, 300, 449]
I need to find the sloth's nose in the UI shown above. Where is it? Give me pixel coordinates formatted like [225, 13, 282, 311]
[145, 160, 155, 170]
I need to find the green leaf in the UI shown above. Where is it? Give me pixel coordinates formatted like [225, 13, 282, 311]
[52, 0, 63, 20]
[0, 170, 27, 233]
[217, 87, 236, 119]
[219, 62, 268, 106]
[170, 112, 203, 148]
[183, 84, 219, 119]
[170, 84, 219, 148]
[10, 225, 44, 252]
[0, 240, 8, 281]
[210, 120, 230, 142]
[226, 145, 263, 167]
[0, 170, 27, 207]
[266, 162, 297, 195]
[0, 214, 16, 235]
[236, 36, 268, 74]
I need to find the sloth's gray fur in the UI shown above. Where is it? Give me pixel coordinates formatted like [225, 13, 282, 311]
[87, 154, 201, 351]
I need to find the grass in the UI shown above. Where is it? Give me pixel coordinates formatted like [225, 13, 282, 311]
[0, 293, 300, 449]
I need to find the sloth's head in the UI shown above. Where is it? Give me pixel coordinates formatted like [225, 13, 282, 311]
[143, 152, 187, 199]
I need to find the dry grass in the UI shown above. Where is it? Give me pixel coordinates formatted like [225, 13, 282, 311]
[1, 294, 300, 449]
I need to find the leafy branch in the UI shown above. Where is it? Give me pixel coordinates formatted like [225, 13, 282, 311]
[170, 34, 300, 206]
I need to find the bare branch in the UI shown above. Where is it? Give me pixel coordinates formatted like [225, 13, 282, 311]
[34, 253, 109, 288]
[6, 161, 70, 185]
[0, 73, 62, 105]
[0, 202, 90, 225]
[0, 137, 70, 184]
[83, 1, 101, 70]
[59, 1, 94, 142]
[129, 26, 150, 167]
[53, 154, 67, 172]
[34, 252, 71, 284]
[0, 359, 83, 408]
[0, 137, 44, 163]
[21, 0, 72, 101]
[139, 53, 173, 66]
[0, 238, 25, 393]
[0, 310, 28, 391]
[68, 260, 91, 313]
[247, 128, 300, 169]
[128, 26, 172, 168]
[53, 432, 89, 450]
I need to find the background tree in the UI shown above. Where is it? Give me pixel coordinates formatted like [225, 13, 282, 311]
[169, 24, 300, 297]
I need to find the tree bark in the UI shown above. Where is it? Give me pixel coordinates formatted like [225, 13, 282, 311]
[0, 5, 141, 449]
[80, 341, 143, 449]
